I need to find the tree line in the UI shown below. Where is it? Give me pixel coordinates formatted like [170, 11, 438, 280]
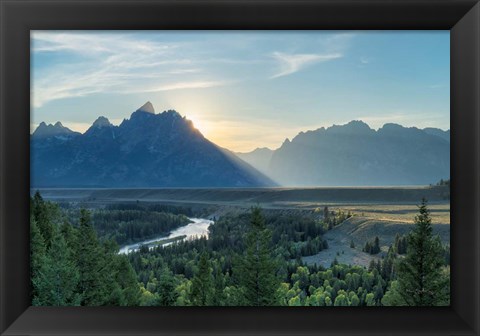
[62, 206, 191, 245]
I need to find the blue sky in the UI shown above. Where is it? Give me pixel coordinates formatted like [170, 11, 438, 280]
[31, 31, 450, 152]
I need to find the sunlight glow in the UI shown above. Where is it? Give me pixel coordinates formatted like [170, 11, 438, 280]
[185, 114, 210, 137]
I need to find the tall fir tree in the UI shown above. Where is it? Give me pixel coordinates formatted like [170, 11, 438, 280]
[31, 191, 54, 248]
[30, 217, 47, 300]
[190, 252, 214, 306]
[114, 255, 141, 306]
[32, 225, 81, 306]
[157, 269, 178, 306]
[212, 262, 226, 306]
[60, 221, 80, 260]
[239, 207, 279, 306]
[76, 209, 111, 305]
[382, 198, 449, 306]
[373, 236, 380, 254]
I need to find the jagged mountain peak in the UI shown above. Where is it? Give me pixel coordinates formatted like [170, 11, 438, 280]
[33, 121, 77, 138]
[129, 103, 181, 123]
[378, 123, 424, 137]
[136, 101, 155, 114]
[92, 116, 112, 128]
[126, 107, 184, 131]
[326, 120, 373, 135]
[163, 109, 182, 118]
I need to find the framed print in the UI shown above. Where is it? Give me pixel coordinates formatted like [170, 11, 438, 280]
[1, 0, 479, 335]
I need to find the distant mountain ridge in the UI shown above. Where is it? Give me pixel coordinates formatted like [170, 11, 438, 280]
[33, 121, 80, 139]
[235, 147, 274, 176]
[423, 127, 450, 142]
[238, 121, 450, 186]
[31, 102, 275, 188]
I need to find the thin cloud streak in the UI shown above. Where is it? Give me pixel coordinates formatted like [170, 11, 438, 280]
[270, 52, 342, 79]
[130, 81, 231, 94]
[32, 32, 174, 56]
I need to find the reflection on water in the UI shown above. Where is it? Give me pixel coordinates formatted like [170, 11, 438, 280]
[118, 218, 214, 254]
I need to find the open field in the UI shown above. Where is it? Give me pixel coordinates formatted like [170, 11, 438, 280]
[301, 201, 449, 268]
[303, 213, 449, 268]
[34, 186, 449, 207]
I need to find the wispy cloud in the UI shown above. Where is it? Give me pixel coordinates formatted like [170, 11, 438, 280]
[270, 52, 342, 79]
[32, 32, 172, 56]
[31, 32, 228, 108]
[267, 32, 353, 79]
[129, 80, 230, 94]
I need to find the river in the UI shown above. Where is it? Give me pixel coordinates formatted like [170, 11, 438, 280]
[118, 217, 214, 254]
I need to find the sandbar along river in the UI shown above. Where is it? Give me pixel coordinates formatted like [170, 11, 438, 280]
[118, 217, 214, 254]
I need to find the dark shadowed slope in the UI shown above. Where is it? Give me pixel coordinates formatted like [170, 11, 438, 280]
[31, 102, 275, 188]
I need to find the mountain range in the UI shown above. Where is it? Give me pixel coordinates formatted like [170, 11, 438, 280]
[31, 102, 450, 188]
[236, 120, 450, 186]
[31, 102, 274, 188]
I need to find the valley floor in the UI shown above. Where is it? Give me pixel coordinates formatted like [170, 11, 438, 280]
[35, 187, 450, 268]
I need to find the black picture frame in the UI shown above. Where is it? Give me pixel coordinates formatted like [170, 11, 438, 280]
[1, 0, 479, 335]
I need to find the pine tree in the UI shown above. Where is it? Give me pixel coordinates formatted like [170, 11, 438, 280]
[76, 209, 110, 305]
[114, 255, 141, 306]
[239, 207, 279, 306]
[60, 221, 79, 258]
[363, 241, 372, 254]
[32, 226, 81, 306]
[400, 237, 408, 254]
[157, 269, 178, 306]
[30, 217, 47, 300]
[394, 233, 401, 253]
[31, 192, 54, 248]
[382, 198, 449, 306]
[368, 259, 376, 272]
[212, 262, 226, 306]
[190, 252, 214, 306]
[372, 236, 380, 254]
[381, 246, 395, 281]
